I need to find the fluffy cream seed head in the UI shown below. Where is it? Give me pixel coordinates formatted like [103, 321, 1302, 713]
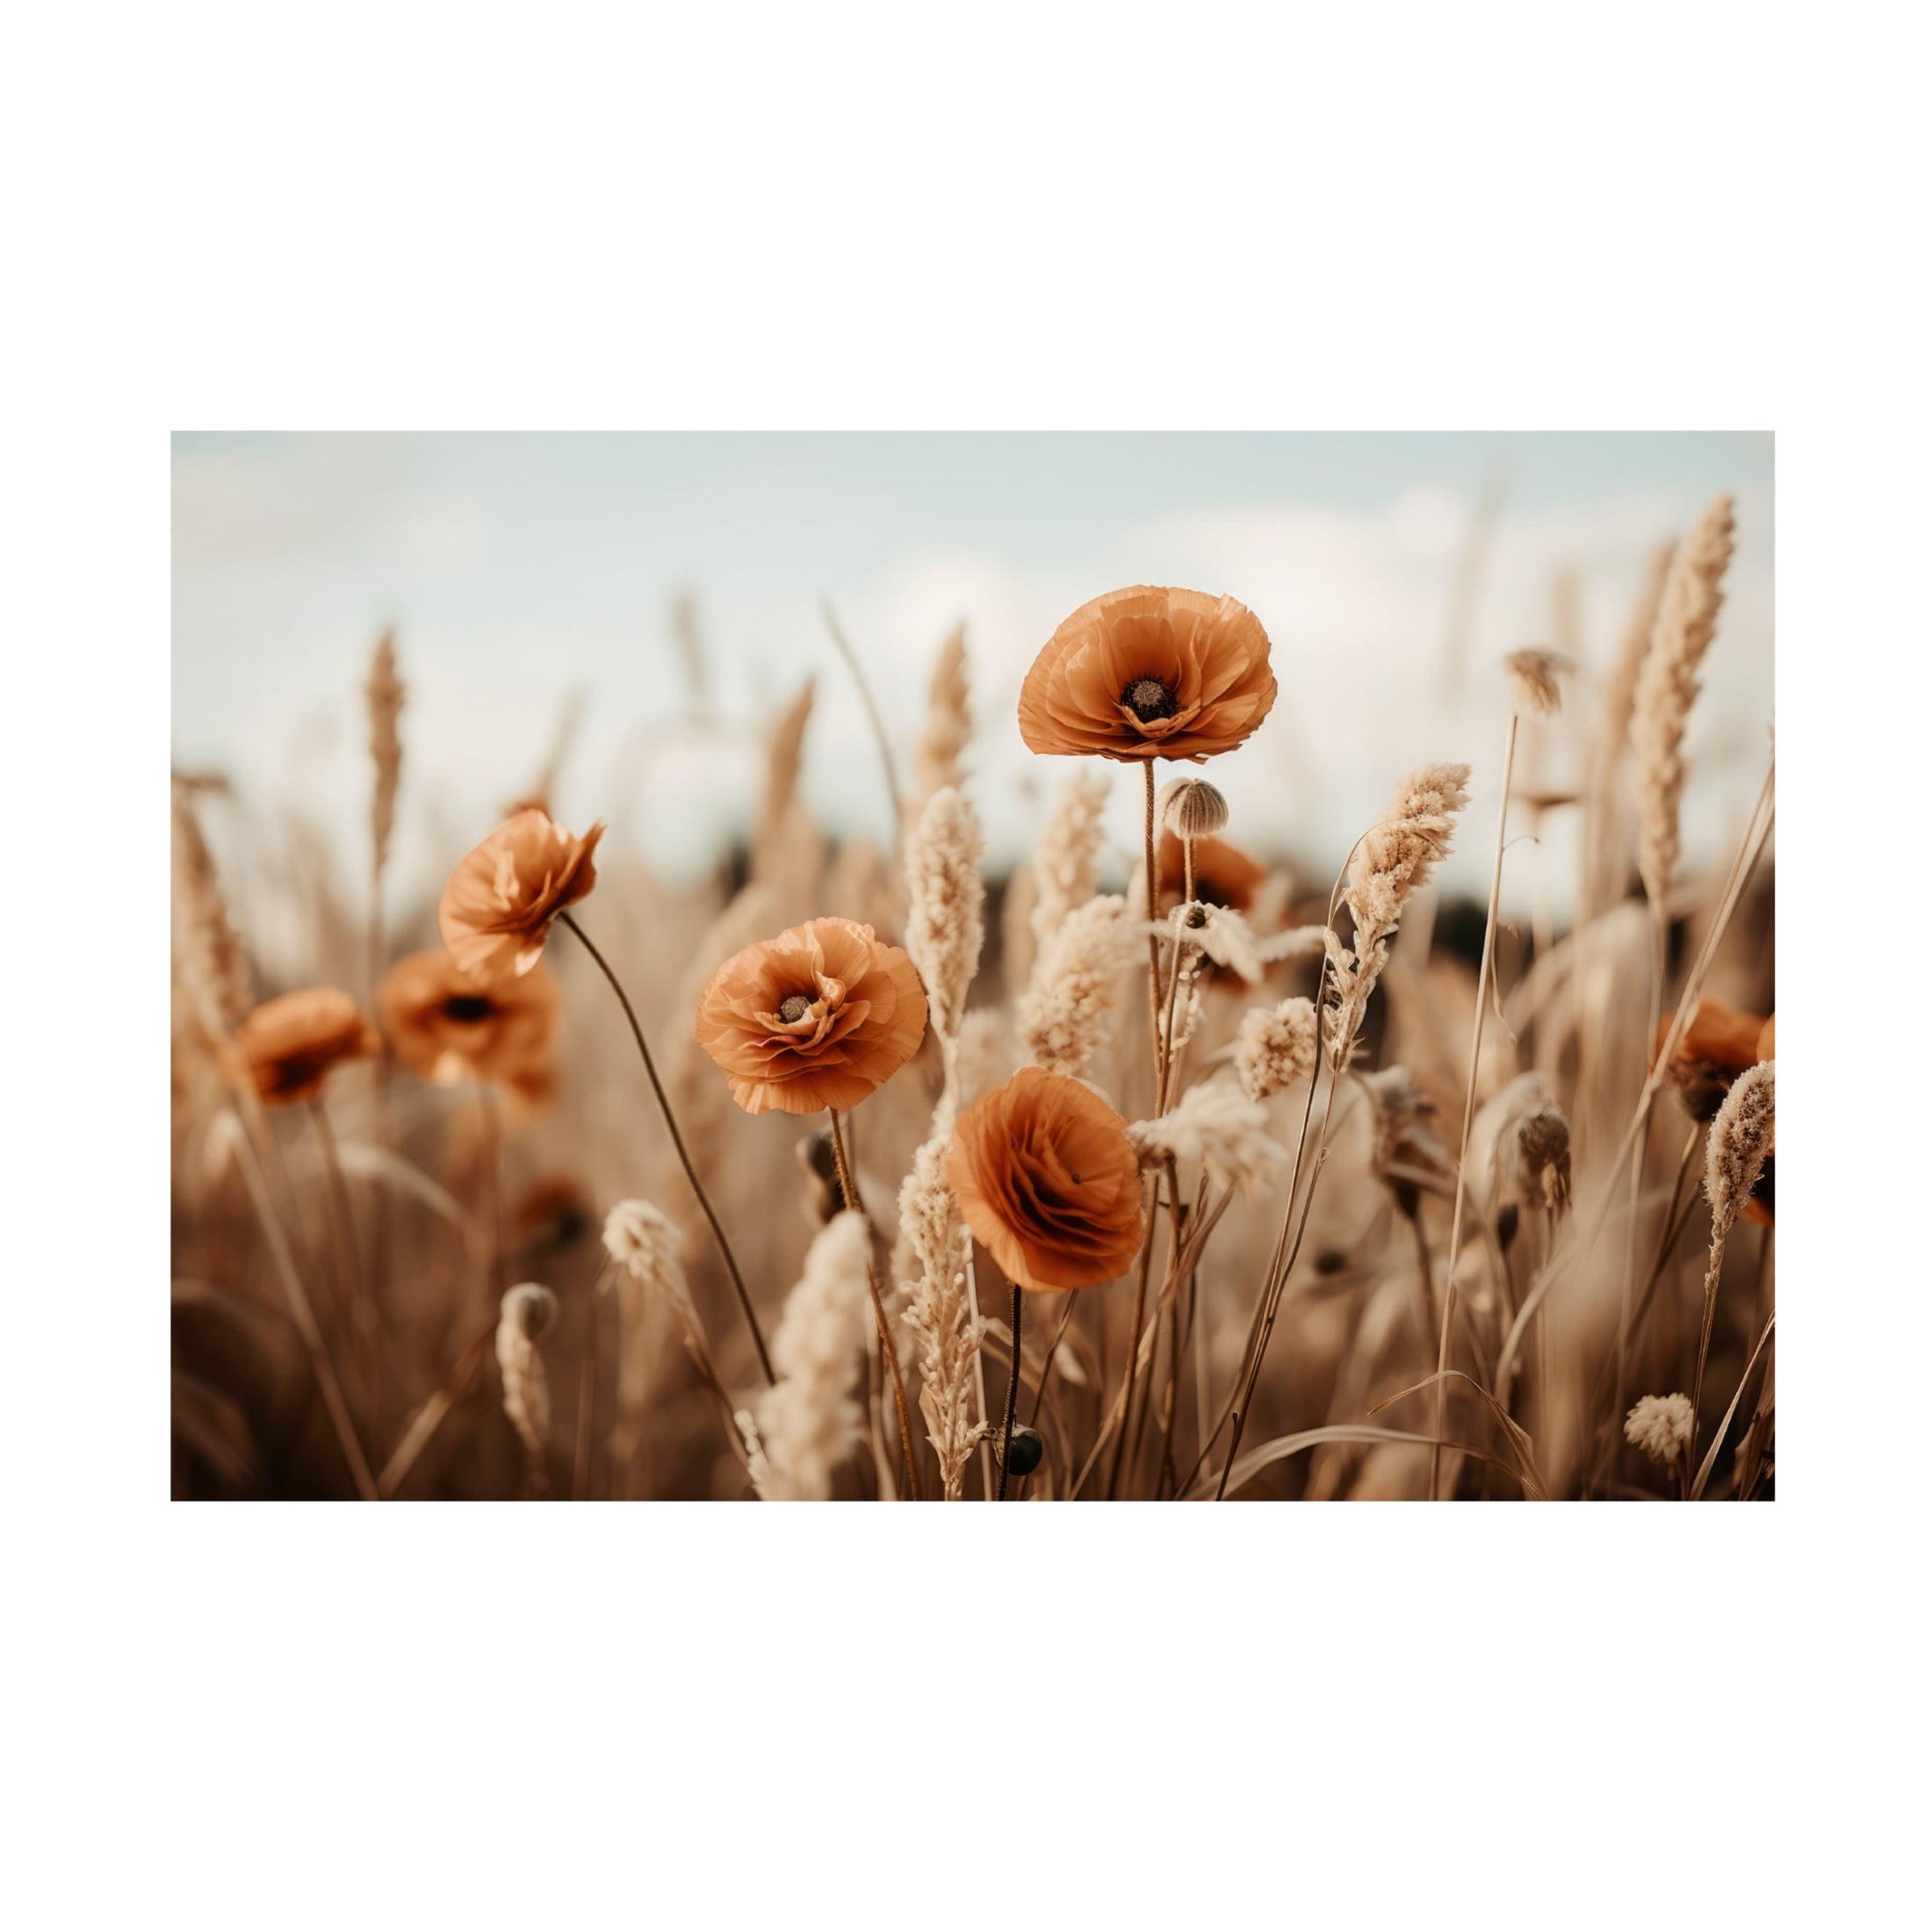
[1706, 1059, 1775, 1237]
[1235, 997, 1318, 1103]
[1020, 893, 1139, 1079]
[751, 1212, 872, 1501]
[1625, 1392, 1695, 1466]
[903, 785, 985, 1053]
[1128, 1077, 1287, 1197]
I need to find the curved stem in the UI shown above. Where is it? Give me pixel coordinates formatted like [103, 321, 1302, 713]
[1429, 711, 1518, 1500]
[997, 1283, 1024, 1501]
[559, 910, 774, 1386]
[825, 1108, 922, 1501]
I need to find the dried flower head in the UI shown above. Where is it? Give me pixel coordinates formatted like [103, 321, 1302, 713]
[695, 917, 928, 1115]
[237, 987, 379, 1106]
[1019, 586, 1277, 763]
[1158, 776, 1230, 841]
[949, 1067, 1144, 1292]
[1128, 1077, 1287, 1197]
[1235, 997, 1318, 1104]
[1503, 647, 1570, 717]
[438, 808, 605, 979]
[1625, 1392, 1694, 1467]
[1359, 1065, 1453, 1205]
[379, 949, 559, 1099]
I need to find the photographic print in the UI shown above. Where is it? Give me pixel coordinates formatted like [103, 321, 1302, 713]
[170, 431, 1773, 1501]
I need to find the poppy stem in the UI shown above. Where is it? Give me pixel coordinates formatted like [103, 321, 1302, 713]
[997, 1282, 1024, 1502]
[559, 910, 775, 1387]
[825, 1108, 923, 1501]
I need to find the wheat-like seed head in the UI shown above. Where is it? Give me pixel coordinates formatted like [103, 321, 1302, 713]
[1705, 1058, 1774, 1240]
[916, 623, 971, 803]
[364, 627, 405, 879]
[1020, 893, 1138, 1080]
[1633, 493, 1737, 908]
[896, 1135, 987, 1501]
[1128, 1076, 1286, 1197]
[1503, 647, 1570, 718]
[903, 786, 985, 1078]
[171, 784, 251, 1049]
[1027, 769, 1111, 984]
[750, 1212, 871, 1501]
[496, 1283, 559, 1463]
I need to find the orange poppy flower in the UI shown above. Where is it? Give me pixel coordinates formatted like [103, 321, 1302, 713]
[437, 809, 604, 979]
[1657, 998, 1776, 1224]
[1157, 830, 1270, 914]
[948, 1066, 1145, 1292]
[1018, 586, 1276, 764]
[237, 987, 378, 1105]
[379, 949, 559, 1099]
[695, 916, 928, 1116]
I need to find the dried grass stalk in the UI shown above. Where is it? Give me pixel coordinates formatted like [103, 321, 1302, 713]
[749, 1212, 871, 1500]
[1692, 1059, 1774, 1427]
[903, 786, 984, 1122]
[1020, 893, 1138, 1079]
[1633, 494, 1737, 911]
[897, 1135, 988, 1500]
[916, 622, 970, 802]
[1235, 998, 1318, 1104]
[364, 627, 405, 882]
[171, 784, 251, 1050]
[496, 1284, 559, 1490]
[1027, 770, 1111, 984]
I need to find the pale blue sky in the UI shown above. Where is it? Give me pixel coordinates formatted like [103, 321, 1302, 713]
[171, 432, 1773, 921]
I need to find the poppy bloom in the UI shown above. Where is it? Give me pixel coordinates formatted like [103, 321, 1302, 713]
[1157, 830, 1270, 914]
[948, 1066, 1145, 1291]
[1018, 586, 1276, 764]
[237, 987, 378, 1106]
[437, 809, 605, 979]
[379, 949, 559, 1099]
[695, 916, 928, 1116]
[1657, 998, 1776, 1224]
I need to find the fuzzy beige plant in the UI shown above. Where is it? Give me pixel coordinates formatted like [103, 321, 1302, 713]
[916, 623, 971, 803]
[496, 1283, 559, 1492]
[903, 785, 984, 1123]
[1020, 892, 1139, 1079]
[1325, 763, 1472, 1068]
[1027, 770, 1112, 983]
[1128, 1076, 1286, 1197]
[896, 1135, 989, 1500]
[749, 1211, 872, 1501]
[1692, 1059, 1774, 1431]
[1632, 494, 1737, 912]
[1234, 997, 1318, 1104]
[1624, 1392, 1694, 1467]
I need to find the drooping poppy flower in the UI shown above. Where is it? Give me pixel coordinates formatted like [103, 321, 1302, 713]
[694, 916, 928, 1116]
[1656, 998, 1776, 1224]
[379, 949, 559, 1099]
[437, 809, 604, 979]
[236, 987, 378, 1105]
[1018, 586, 1276, 764]
[1157, 830, 1270, 914]
[948, 1066, 1145, 1292]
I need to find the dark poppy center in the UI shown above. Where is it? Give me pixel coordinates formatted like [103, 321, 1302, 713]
[778, 992, 813, 1024]
[1123, 675, 1177, 722]
[442, 993, 496, 1022]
